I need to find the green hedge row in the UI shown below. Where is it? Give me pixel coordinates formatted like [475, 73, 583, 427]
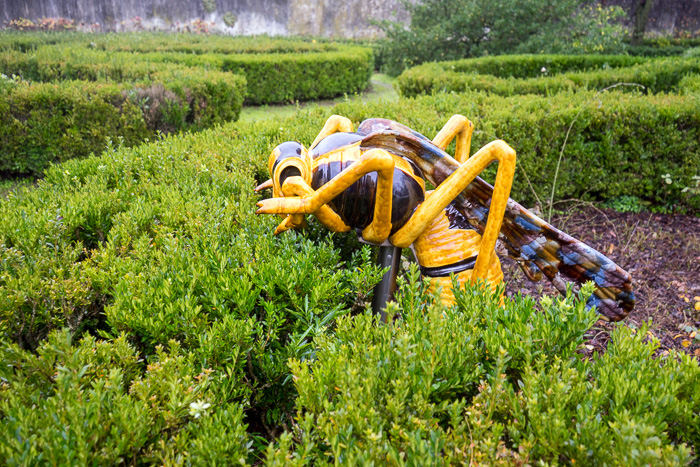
[88, 33, 344, 55]
[0, 48, 176, 82]
[637, 37, 700, 48]
[0, 68, 245, 176]
[0, 101, 698, 463]
[0, 30, 76, 52]
[420, 54, 652, 79]
[624, 37, 700, 57]
[0, 37, 374, 105]
[679, 74, 700, 94]
[626, 44, 689, 57]
[141, 47, 374, 105]
[397, 58, 700, 97]
[333, 90, 700, 213]
[0, 31, 342, 54]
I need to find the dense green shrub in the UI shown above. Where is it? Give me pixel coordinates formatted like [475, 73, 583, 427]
[411, 54, 651, 80]
[638, 36, 700, 49]
[0, 35, 373, 105]
[0, 31, 343, 55]
[0, 48, 178, 82]
[624, 37, 700, 57]
[0, 330, 251, 464]
[332, 90, 699, 212]
[1, 101, 698, 462]
[626, 44, 690, 57]
[397, 57, 700, 97]
[0, 112, 384, 461]
[0, 30, 76, 52]
[141, 47, 373, 105]
[267, 277, 699, 465]
[0, 81, 149, 176]
[88, 32, 344, 55]
[679, 74, 700, 94]
[0, 69, 245, 176]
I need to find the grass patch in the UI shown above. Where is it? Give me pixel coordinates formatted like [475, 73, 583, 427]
[239, 73, 398, 122]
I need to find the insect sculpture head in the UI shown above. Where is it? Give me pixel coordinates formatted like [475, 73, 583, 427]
[264, 141, 312, 198]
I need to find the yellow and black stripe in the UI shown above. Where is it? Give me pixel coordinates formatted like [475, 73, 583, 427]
[310, 133, 425, 234]
[413, 203, 502, 304]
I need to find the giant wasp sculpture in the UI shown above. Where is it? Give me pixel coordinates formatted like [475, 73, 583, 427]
[255, 114, 634, 321]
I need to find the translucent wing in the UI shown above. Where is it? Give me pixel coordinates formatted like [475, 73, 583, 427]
[358, 119, 635, 321]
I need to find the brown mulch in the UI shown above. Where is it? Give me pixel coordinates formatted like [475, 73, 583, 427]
[500, 204, 700, 359]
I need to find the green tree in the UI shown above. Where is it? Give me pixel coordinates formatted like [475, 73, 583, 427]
[377, 0, 627, 75]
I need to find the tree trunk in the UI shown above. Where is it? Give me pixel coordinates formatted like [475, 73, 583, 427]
[632, 0, 654, 45]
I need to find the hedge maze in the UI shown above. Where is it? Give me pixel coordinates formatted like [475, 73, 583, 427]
[393, 54, 700, 214]
[0, 31, 699, 465]
[0, 32, 373, 176]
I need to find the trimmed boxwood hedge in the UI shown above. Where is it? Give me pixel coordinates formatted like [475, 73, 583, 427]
[626, 37, 700, 57]
[397, 57, 700, 98]
[331, 90, 700, 213]
[0, 33, 374, 105]
[0, 31, 344, 54]
[416, 54, 652, 79]
[0, 68, 246, 176]
[87, 32, 346, 55]
[0, 48, 178, 82]
[0, 30, 77, 52]
[140, 47, 374, 105]
[0, 97, 698, 463]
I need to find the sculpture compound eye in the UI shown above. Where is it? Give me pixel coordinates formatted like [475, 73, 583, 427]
[268, 141, 312, 197]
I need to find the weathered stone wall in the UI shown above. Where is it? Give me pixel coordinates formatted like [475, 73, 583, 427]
[3, 0, 696, 38]
[0, 0, 411, 38]
[605, 0, 699, 36]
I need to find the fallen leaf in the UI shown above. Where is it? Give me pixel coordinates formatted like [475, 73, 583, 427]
[695, 349, 700, 357]
[695, 302, 700, 311]
[691, 331, 697, 339]
[673, 334, 683, 339]
[682, 340, 691, 348]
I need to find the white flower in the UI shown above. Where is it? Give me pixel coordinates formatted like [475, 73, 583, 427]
[189, 400, 211, 418]
[540, 67, 547, 73]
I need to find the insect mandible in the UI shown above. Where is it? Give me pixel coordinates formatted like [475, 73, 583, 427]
[255, 114, 635, 321]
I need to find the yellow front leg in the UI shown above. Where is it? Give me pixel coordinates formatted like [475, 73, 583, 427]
[390, 140, 516, 281]
[276, 176, 351, 234]
[432, 114, 474, 164]
[256, 148, 396, 243]
[310, 115, 354, 151]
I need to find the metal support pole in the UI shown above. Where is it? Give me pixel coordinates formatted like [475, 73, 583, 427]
[371, 245, 401, 322]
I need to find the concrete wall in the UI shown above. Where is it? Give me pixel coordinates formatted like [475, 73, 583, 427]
[0, 0, 411, 38]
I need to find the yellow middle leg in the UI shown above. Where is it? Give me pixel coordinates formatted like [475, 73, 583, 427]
[390, 140, 515, 283]
[432, 114, 474, 164]
[310, 115, 354, 151]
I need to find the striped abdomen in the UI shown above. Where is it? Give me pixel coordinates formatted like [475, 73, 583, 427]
[311, 136, 425, 234]
[413, 203, 503, 304]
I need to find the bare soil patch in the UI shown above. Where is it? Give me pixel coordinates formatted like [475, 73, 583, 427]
[501, 204, 700, 358]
